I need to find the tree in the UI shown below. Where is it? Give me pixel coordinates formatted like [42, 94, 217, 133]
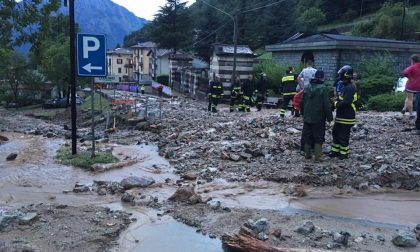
[298, 7, 327, 32]
[149, 0, 193, 52]
[123, 23, 154, 47]
[0, 49, 37, 107]
[352, 1, 420, 40]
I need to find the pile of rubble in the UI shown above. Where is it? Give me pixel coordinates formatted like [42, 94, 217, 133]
[118, 99, 420, 190]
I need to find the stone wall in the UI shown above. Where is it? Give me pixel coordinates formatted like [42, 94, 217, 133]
[273, 49, 413, 83]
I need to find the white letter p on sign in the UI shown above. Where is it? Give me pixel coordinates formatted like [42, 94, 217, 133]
[83, 36, 100, 59]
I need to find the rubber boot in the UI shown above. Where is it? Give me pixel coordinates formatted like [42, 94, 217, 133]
[304, 144, 312, 159]
[314, 144, 324, 162]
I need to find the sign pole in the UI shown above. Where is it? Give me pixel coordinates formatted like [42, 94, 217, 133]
[69, 0, 77, 155]
[91, 78, 96, 157]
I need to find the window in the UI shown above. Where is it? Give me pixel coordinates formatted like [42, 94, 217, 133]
[117, 59, 123, 64]
[125, 68, 128, 73]
[128, 59, 133, 65]
[118, 68, 122, 73]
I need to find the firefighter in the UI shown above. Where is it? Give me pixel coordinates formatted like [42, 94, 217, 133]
[230, 75, 242, 112]
[141, 84, 145, 95]
[330, 65, 357, 159]
[280, 67, 298, 118]
[241, 74, 255, 112]
[255, 73, 268, 111]
[299, 70, 333, 162]
[208, 75, 223, 113]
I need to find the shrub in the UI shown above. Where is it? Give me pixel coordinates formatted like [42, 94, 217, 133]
[356, 53, 395, 78]
[359, 75, 395, 101]
[254, 60, 296, 93]
[55, 145, 119, 169]
[156, 75, 169, 86]
[367, 92, 405, 111]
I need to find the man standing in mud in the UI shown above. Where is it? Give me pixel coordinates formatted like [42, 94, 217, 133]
[208, 75, 223, 113]
[255, 73, 268, 111]
[241, 74, 256, 112]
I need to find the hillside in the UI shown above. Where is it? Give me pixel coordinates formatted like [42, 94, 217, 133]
[59, 0, 148, 48]
[319, 4, 420, 35]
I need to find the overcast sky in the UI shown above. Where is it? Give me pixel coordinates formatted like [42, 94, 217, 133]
[111, 0, 195, 20]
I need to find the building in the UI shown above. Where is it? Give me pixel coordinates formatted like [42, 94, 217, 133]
[155, 49, 172, 76]
[106, 48, 134, 82]
[131, 41, 157, 82]
[210, 44, 255, 96]
[266, 32, 420, 81]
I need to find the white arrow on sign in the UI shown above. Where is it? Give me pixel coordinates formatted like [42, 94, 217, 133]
[82, 63, 103, 73]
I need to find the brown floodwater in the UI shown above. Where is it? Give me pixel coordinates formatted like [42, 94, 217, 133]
[1, 132, 420, 252]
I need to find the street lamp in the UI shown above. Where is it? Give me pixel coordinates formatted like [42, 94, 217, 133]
[200, 0, 238, 87]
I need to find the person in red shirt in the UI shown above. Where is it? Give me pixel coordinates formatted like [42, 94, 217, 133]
[403, 54, 420, 133]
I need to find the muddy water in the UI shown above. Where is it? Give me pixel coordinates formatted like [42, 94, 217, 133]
[0, 133, 222, 252]
[0, 133, 177, 206]
[197, 179, 420, 227]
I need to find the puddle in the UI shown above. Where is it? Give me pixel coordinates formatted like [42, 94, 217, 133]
[113, 205, 223, 252]
[291, 193, 420, 226]
[0, 133, 176, 207]
[197, 179, 420, 227]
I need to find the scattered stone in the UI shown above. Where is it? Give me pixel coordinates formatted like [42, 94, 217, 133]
[6, 153, 17, 161]
[121, 191, 136, 203]
[168, 187, 195, 203]
[354, 236, 364, 243]
[207, 200, 221, 210]
[296, 221, 315, 235]
[48, 195, 56, 200]
[181, 172, 198, 180]
[333, 231, 351, 246]
[252, 218, 270, 234]
[222, 207, 231, 212]
[120, 176, 155, 189]
[188, 194, 202, 204]
[392, 230, 417, 247]
[229, 154, 241, 162]
[18, 212, 38, 225]
[73, 183, 89, 193]
[286, 127, 300, 134]
[377, 235, 386, 242]
[0, 215, 16, 230]
[258, 232, 268, 241]
[270, 228, 282, 239]
[0, 135, 9, 142]
[209, 234, 217, 239]
[97, 187, 107, 196]
[326, 243, 341, 250]
[358, 182, 369, 191]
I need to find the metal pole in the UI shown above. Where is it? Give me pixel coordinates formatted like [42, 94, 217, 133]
[99, 89, 102, 112]
[69, 0, 77, 155]
[401, 0, 409, 40]
[359, 0, 364, 18]
[232, 15, 238, 87]
[90, 78, 96, 157]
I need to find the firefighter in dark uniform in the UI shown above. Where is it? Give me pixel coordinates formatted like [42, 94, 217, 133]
[241, 74, 255, 112]
[330, 65, 357, 159]
[280, 67, 297, 117]
[255, 73, 268, 111]
[208, 75, 223, 113]
[230, 75, 242, 112]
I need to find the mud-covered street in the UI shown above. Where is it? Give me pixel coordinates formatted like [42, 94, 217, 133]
[1, 96, 420, 251]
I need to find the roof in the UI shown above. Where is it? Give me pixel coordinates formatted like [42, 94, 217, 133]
[156, 49, 173, 57]
[192, 57, 209, 69]
[131, 41, 157, 48]
[107, 48, 132, 55]
[266, 33, 420, 52]
[214, 44, 255, 56]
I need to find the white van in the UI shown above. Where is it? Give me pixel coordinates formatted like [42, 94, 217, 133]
[394, 77, 408, 92]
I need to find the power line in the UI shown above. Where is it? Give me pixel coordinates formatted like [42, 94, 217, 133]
[240, 0, 286, 14]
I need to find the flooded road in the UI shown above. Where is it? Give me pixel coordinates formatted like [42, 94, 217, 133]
[197, 179, 420, 227]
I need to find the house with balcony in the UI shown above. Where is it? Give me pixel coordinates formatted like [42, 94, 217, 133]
[131, 41, 157, 83]
[106, 48, 134, 82]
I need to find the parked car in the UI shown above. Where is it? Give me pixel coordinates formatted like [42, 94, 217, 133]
[43, 98, 69, 109]
[394, 77, 408, 92]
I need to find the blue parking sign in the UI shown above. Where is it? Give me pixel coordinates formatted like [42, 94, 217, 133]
[77, 33, 107, 77]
